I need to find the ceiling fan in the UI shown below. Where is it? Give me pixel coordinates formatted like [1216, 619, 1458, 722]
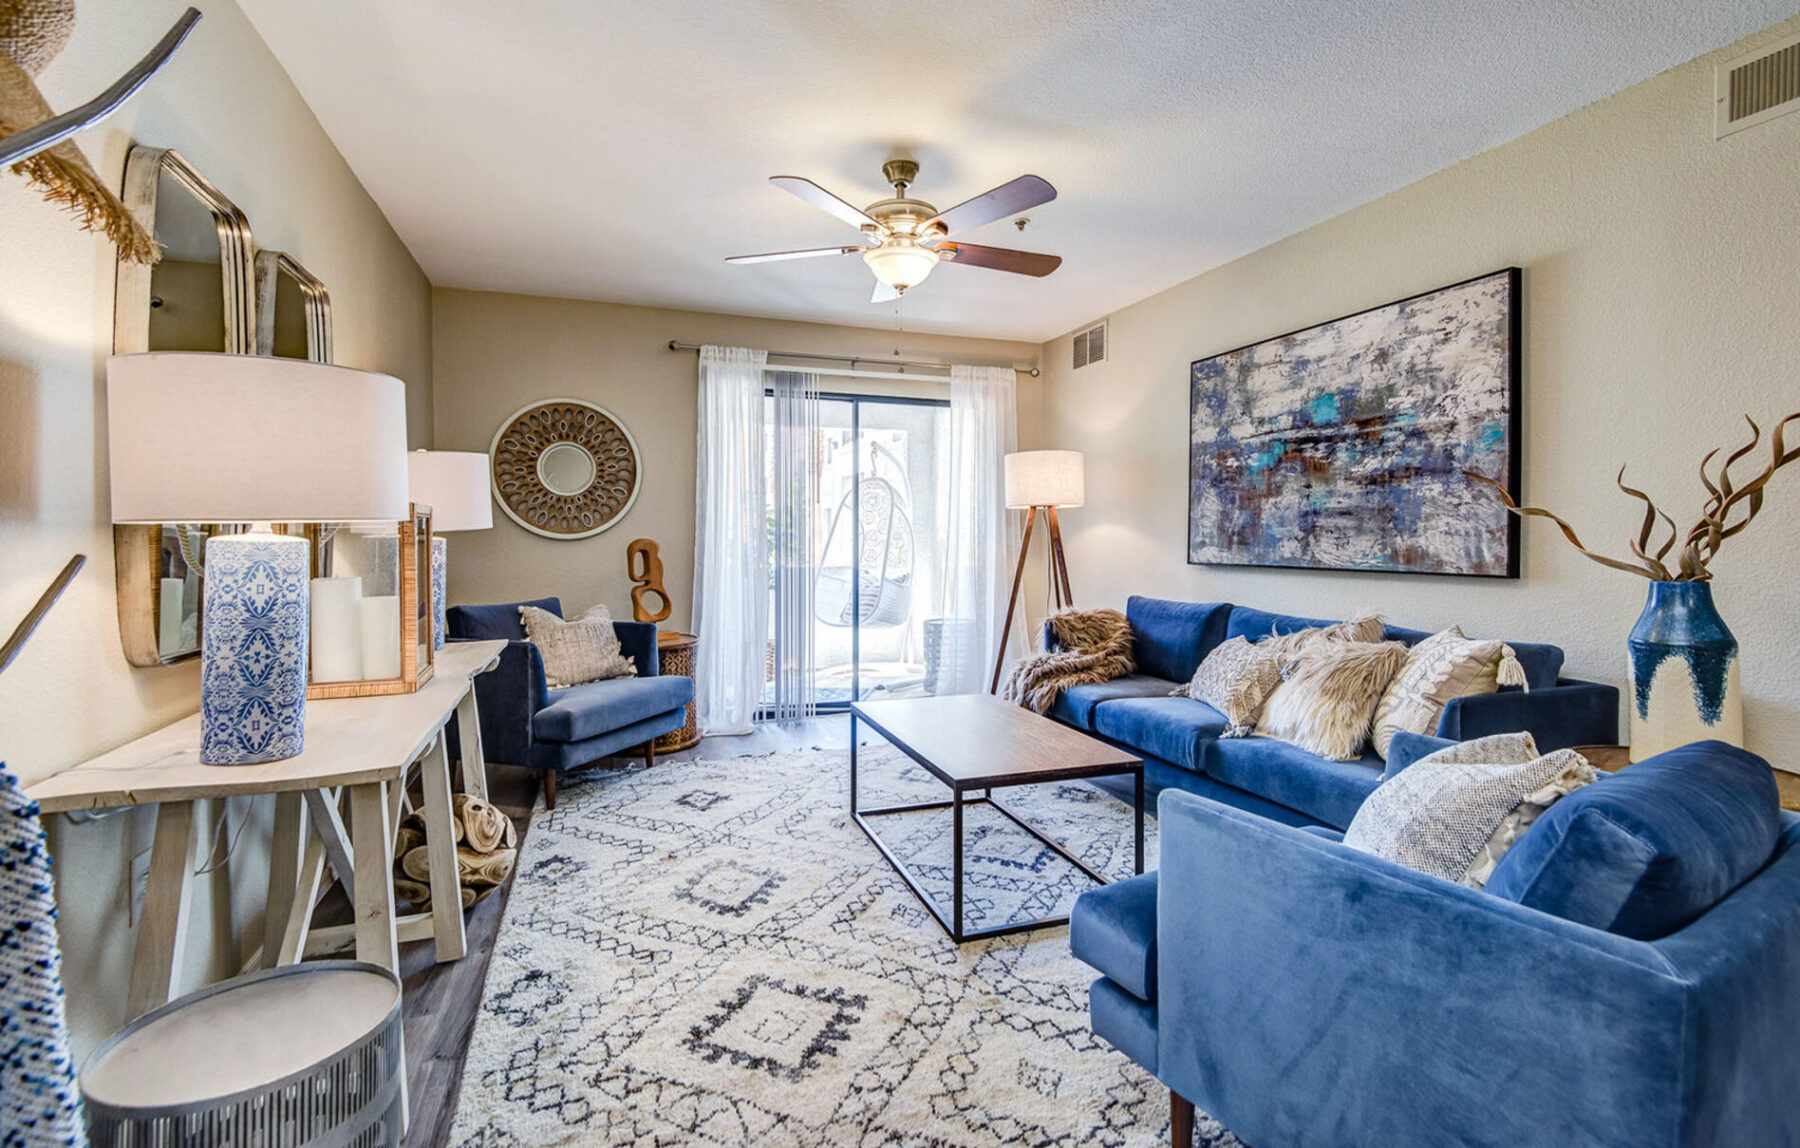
[727, 160, 1061, 302]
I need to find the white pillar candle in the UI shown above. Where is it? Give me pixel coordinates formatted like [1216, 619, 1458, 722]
[360, 595, 402, 680]
[158, 577, 185, 657]
[310, 577, 364, 682]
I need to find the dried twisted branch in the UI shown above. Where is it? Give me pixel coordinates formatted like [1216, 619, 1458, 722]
[1464, 409, 1800, 583]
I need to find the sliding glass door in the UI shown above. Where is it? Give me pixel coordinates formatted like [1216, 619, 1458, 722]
[762, 392, 951, 712]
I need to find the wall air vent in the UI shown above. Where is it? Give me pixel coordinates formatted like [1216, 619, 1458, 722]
[1717, 31, 1800, 138]
[1072, 320, 1107, 369]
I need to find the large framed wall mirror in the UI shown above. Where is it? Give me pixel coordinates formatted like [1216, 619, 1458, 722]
[111, 146, 339, 667]
[255, 249, 332, 361]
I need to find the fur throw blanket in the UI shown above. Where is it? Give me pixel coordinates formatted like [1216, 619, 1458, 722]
[1002, 608, 1135, 714]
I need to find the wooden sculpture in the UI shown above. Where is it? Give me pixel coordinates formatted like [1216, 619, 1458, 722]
[627, 537, 672, 624]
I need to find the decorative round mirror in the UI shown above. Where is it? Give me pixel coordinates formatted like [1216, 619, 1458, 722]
[490, 399, 641, 539]
[537, 441, 597, 496]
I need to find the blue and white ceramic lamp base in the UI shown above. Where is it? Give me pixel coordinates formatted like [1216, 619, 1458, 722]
[1627, 581, 1744, 762]
[431, 535, 447, 651]
[199, 531, 311, 765]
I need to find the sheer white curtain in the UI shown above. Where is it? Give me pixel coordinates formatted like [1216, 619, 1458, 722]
[693, 346, 768, 734]
[767, 369, 820, 720]
[935, 364, 1021, 695]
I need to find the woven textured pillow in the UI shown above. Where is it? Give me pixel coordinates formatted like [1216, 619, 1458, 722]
[1172, 636, 1284, 736]
[1257, 614, 1385, 660]
[1256, 640, 1408, 761]
[1344, 733, 1596, 887]
[1371, 627, 1504, 759]
[519, 603, 637, 688]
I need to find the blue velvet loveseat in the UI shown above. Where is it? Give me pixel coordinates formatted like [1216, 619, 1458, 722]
[1046, 596, 1619, 830]
[447, 597, 693, 809]
[1071, 739, 1800, 1147]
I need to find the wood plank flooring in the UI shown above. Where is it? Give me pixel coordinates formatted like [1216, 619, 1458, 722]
[398, 715, 867, 1148]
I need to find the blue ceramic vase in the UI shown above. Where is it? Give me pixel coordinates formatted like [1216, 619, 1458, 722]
[1626, 581, 1742, 761]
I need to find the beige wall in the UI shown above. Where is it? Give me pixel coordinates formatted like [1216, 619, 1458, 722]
[1035, 18, 1800, 765]
[0, 0, 432, 1053]
[432, 289, 1040, 636]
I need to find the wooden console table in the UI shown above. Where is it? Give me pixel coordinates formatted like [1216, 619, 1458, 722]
[26, 639, 505, 1019]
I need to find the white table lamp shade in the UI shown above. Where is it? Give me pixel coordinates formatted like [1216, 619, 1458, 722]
[1005, 450, 1085, 509]
[107, 352, 410, 524]
[407, 450, 493, 532]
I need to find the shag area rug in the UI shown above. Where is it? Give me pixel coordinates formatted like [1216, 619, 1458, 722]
[449, 744, 1243, 1147]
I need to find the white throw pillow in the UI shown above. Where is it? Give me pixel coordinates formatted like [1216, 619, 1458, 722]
[1370, 627, 1504, 759]
[1344, 732, 1596, 887]
[519, 603, 637, 688]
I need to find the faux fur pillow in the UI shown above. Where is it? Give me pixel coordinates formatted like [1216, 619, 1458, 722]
[1257, 614, 1385, 660]
[1173, 636, 1285, 736]
[1256, 640, 1408, 761]
[519, 603, 637, 688]
[1344, 733, 1596, 887]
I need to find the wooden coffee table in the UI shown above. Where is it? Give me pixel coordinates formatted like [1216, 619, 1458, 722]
[850, 694, 1144, 943]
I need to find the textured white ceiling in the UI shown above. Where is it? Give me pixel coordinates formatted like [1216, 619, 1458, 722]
[237, 0, 1797, 341]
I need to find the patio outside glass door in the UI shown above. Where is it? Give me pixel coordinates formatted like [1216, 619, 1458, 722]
[762, 392, 952, 712]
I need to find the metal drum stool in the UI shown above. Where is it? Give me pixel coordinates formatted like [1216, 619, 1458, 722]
[80, 961, 404, 1148]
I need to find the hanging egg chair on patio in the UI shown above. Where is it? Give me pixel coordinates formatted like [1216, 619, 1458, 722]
[814, 442, 914, 628]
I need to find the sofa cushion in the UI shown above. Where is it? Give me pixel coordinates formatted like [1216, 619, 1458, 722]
[1226, 607, 1344, 644]
[449, 597, 561, 641]
[1088, 978, 1159, 1075]
[1486, 741, 1781, 939]
[1125, 596, 1231, 684]
[1205, 736, 1386, 829]
[533, 674, 693, 743]
[1092, 697, 1230, 772]
[1070, 872, 1158, 1003]
[1049, 674, 1181, 730]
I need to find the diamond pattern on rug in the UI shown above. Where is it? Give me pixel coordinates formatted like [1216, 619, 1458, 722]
[450, 744, 1243, 1147]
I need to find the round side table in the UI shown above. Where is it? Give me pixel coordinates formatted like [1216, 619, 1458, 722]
[655, 631, 700, 752]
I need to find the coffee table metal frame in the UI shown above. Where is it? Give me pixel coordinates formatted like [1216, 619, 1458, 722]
[849, 703, 1144, 944]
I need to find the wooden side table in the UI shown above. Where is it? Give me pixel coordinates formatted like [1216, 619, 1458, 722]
[655, 631, 700, 752]
[1575, 744, 1800, 810]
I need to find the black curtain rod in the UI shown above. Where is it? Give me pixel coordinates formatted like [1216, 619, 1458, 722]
[667, 340, 1040, 377]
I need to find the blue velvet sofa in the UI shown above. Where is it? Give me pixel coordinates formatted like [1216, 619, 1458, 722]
[447, 598, 693, 809]
[1071, 739, 1799, 1147]
[1046, 596, 1619, 830]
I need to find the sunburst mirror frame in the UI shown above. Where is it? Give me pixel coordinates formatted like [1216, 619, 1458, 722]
[489, 398, 642, 539]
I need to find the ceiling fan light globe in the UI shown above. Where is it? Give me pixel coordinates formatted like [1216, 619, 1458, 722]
[862, 242, 939, 291]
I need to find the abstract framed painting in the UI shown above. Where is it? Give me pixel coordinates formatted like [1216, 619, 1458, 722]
[1187, 267, 1521, 578]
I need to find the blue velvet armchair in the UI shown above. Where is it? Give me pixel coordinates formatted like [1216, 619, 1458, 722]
[1072, 740, 1800, 1147]
[447, 597, 694, 809]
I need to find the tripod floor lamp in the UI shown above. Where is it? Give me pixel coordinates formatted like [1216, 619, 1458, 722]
[990, 450, 1085, 693]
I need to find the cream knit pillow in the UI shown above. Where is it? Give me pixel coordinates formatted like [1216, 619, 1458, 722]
[1371, 627, 1529, 759]
[519, 603, 637, 688]
[1256, 640, 1409, 761]
[1172, 636, 1285, 737]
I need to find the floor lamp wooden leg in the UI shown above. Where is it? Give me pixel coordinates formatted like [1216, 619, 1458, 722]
[1046, 506, 1073, 609]
[990, 506, 1039, 694]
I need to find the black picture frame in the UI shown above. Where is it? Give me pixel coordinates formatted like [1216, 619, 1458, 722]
[1186, 267, 1522, 579]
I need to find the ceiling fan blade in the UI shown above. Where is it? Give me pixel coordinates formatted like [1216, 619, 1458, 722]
[939, 242, 1062, 277]
[770, 176, 877, 230]
[726, 245, 864, 265]
[870, 280, 899, 304]
[923, 175, 1056, 236]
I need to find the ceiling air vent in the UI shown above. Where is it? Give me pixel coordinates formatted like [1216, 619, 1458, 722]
[1717, 31, 1800, 138]
[1072, 320, 1107, 369]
